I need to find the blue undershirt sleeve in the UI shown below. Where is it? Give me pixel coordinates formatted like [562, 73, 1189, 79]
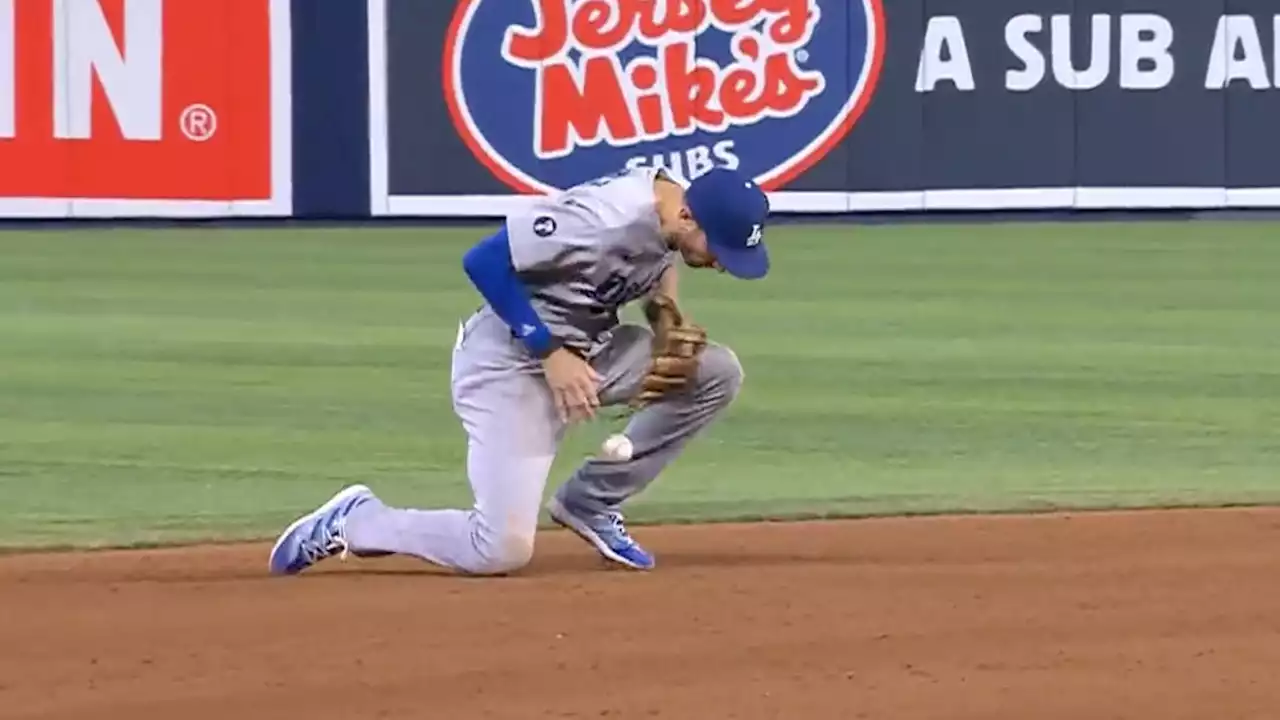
[461, 227, 557, 358]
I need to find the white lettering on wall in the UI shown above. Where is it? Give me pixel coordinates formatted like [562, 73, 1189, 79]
[1052, 14, 1110, 90]
[1005, 15, 1044, 91]
[1205, 15, 1272, 89]
[916, 16, 974, 92]
[1119, 14, 1174, 90]
[53, 0, 163, 140]
[1005, 13, 1175, 91]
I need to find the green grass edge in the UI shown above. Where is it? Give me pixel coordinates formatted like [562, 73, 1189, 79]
[4, 496, 1277, 558]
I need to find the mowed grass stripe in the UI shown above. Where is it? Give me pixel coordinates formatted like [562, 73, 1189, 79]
[0, 222, 1277, 548]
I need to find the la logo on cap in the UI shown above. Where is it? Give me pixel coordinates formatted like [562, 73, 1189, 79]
[746, 223, 762, 247]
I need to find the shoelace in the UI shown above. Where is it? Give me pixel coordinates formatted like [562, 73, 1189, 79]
[606, 512, 635, 545]
[299, 518, 351, 563]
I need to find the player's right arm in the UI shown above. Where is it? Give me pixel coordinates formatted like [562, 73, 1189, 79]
[461, 227, 560, 358]
[460, 227, 601, 423]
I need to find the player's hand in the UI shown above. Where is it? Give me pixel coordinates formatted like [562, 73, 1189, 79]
[543, 348, 601, 424]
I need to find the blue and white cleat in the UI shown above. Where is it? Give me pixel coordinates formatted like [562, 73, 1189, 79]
[268, 484, 374, 576]
[546, 497, 655, 570]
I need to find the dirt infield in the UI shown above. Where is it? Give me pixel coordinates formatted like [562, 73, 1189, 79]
[2, 508, 1278, 720]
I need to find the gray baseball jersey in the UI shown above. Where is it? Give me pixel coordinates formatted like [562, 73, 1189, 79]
[504, 167, 677, 353]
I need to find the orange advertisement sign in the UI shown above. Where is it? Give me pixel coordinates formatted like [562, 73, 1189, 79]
[0, 0, 276, 202]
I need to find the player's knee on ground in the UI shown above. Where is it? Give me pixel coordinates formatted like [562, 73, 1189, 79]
[466, 516, 536, 575]
[698, 344, 744, 402]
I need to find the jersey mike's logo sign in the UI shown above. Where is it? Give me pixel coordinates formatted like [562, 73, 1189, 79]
[443, 0, 885, 193]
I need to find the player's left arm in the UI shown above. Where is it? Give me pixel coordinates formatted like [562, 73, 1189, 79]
[641, 263, 682, 324]
[655, 264, 678, 303]
[632, 262, 708, 409]
[641, 260, 692, 328]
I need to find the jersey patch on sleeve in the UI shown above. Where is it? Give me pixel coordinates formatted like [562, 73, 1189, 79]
[532, 215, 557, 237]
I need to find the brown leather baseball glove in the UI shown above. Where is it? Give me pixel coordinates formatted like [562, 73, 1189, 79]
[631, 294, 707, 409]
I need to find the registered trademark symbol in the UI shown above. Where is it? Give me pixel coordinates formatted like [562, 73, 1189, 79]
[795, 49, 810, 63]
[180, 104, 217, 142]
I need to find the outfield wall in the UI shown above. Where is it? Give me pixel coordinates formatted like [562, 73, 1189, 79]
[2, 0, 1278, 219]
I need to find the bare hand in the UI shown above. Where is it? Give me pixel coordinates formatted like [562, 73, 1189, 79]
[543, 348, 601, 423]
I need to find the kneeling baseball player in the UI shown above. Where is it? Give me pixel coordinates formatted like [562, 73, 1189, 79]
[268, 165, 770, 575]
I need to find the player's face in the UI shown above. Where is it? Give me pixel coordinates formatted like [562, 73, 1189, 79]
[669, 209, 724, 272]
[677, 231, 723, 271]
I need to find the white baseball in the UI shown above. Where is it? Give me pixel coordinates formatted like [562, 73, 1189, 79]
[600, 433, 634, 461]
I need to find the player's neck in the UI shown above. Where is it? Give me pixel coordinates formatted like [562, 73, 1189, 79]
[652, 178, 686, 248]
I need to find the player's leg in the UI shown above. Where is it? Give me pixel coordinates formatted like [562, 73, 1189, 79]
[546, 323, 744, 567]
[335, 315, 563, 575]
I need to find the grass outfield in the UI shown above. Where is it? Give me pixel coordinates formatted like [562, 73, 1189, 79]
[1, 221, 1278, 549]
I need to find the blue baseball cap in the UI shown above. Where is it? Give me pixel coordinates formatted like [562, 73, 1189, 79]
[684, 167, 771, 280]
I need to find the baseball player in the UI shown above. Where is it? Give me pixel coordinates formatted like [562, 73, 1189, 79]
[267, 165, 770, 575]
